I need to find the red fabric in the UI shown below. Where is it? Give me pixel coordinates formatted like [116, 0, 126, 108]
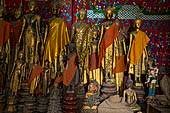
[113, 55, 127, 73]
[54, 53, 77, 86]
[89, 52, 97, 70]
[11, 21, 23, 48]
[0, 21, 11, 47]
[28, 66, 44, 87]
[98, 23, 119, 67]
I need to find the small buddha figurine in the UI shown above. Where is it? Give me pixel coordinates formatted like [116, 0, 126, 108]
[43, 0, 69, 72]
[71, 8, 91, 83]
[123, 75, 141, 111]
[28, 56, 43, 96]
[10, 51, 26, 96]
[41, 60, 51, 96]
[127, 11, 150, 87]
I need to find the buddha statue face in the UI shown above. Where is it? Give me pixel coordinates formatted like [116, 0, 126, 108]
[44, 60, 49, 68]
[78, 8, 86, 21]
[51, 2, 60, 16]
[104, 7, 113, 20]
[28, 0, 36, 13]
[18, 51, 24, 60]
[15, 8, 22, 19]
[134, 19, 141, 29]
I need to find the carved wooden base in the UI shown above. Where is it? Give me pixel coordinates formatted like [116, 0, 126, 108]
[133, 86, 145, 103]
[6, 96, 17, 113]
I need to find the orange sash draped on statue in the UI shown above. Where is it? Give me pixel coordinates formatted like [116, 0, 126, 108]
[28, 66, 44, 87]
[54, 54, 77, 86]
[0, 21, 11, 47]
[98, 23, 119, 67]
[129, 30, 150, 65]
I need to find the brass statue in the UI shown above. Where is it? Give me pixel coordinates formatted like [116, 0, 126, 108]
[43, 0, 69, 76]
[89, 25, 103, 85]
[16, 0, 43, 80]
[0, 0, 11, 80]
[29, 56, 43, 96]
[71, 8, 91, 83]
[10, 51, 26, 96]
[41, 60, 51, 96]
[0, 48, 7, 94]
[127, 12, 150, 87]
[113, 14, 127, 95]
[122, 75, 141, 111]
[10, 0, 24, 79]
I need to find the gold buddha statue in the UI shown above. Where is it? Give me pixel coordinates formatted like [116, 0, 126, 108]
[71, 8, 91, 83]
[89, 25, 103, 85]
[113, 13, 127, 95]
[0, 0, 11, 80]
[43, 0, 69, 78]
[127, 12, 150, 87]
[16, 0, 43, 80]
[10, 51, 26, 96]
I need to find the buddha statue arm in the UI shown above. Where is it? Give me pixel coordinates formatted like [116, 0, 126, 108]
[44, 22, 48, 44]
[71, 25, 76, 42]
[98, 25, 104, 55]
[123, 35, 127, 55]
[127, 33, 133, 63]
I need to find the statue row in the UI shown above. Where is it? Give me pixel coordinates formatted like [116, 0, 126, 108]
[0, 0, 153, 97]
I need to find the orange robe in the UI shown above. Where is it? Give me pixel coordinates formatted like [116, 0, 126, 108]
[129, 30, 150, 65]
[0, 20, 11, 47]
[98, 23, 119, 67]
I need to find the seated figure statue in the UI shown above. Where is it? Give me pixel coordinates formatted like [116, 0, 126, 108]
[122, 75, 141, 112]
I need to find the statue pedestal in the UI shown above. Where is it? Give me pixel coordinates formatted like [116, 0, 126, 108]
[24, 96, 36, 113]
[63, 91, 78, 113]
[6, 96, 17, 113]
[37, 96, 48, 113]
[81, 92, 100, 113]
[17, 81, 30, 113]
[133, 86, 145, 103]
[0, 95, 5, 112]
[75, 83, 85, 112]
[100, 81, 117, 101]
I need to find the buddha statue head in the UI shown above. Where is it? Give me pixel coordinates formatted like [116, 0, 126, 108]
[44, 60, 50, 68]
[15, 0, 23, 20]
[50, 0, 60, 16]
[18, 51, 24, 60]
[92, 25, 98, 40]
[134, 11, 142, 30]
[28, 0, 37, 13]
[104, 6, 113, 21]
[78, 8, 86, 21]
[126, 75, 133, 89]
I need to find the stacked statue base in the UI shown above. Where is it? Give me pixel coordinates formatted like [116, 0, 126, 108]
[17, 81, 30, 113]
[63, 90, 78, 113]
[98, 95, 133, 113]
[37, 96, 48, 113]
[75, 83, 85, 112]
[81, 80, 100, 113]
[100, 79, 117, 101]
[24, 96, 36, 113]
[6, 96, 17, 113]
[133, 86, 145, 103]
[0, 95, 5, 112]
[47, 84, 63, 113]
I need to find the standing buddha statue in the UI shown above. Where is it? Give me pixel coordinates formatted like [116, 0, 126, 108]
[17, 0, 43, 80]
[0, 0, 11, 81]
[71, 8, 91, 84]
[10, 51, 26, 96]
[89, 25, 103, 85]
[112, 13, 127, 95]
[43, 0, 70, 75]
[10, 0, 24, 79]
[127, 12, 150, 87]
[98, 6, 119, 84]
